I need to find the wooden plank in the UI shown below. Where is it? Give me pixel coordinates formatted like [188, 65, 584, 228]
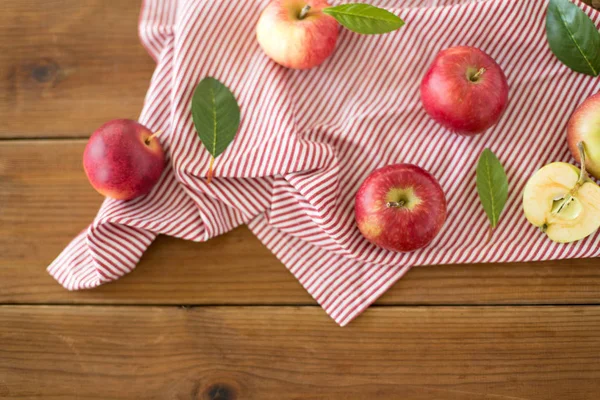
[0, 0, 153, 138]
[1, 140, 599, 305]
[582, 0, 600, 10]
[1, 0, 599, 139]
[1, 305, 599, 399]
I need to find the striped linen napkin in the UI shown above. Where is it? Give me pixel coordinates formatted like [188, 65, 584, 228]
[48, 0, 600, 326]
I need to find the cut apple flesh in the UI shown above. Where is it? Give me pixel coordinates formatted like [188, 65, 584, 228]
[523, 162, 600, 243]
[523, 163, 579, 226]
[545, 182, 600, 242]
[550, 195, 582, 220]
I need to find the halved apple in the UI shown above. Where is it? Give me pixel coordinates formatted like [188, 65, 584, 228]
[523, 144, 600, 243]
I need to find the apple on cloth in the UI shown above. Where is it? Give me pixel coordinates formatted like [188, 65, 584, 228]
[48, 0, 600, 326]
[420, 46, 509, 135]
[355, 164, 447, 253]
[568, 92, 600, 179]
[256, 0, 404, 69]
[83, 119, 165, 201]
[256, 0, 340, 69]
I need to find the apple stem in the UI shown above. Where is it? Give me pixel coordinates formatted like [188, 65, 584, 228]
[206, 156, 215, 185]
[553, 142, 589, 216]
[145, 130, 163, 145]
[487, 226, 494, 242]
[386, 201, 405, 208]
[299, 5, 311, 19]
[470, 67, 486, 82]
[577, 141, 588, 185]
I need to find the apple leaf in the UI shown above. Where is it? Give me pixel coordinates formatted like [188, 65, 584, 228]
[323, 3, 404, 35]
[191, 77, 241, 184]
[476, 149, 509, 231]
[546, 0, 600, 76]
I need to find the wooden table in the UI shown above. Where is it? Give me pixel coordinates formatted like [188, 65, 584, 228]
[1, 1, 599, 399]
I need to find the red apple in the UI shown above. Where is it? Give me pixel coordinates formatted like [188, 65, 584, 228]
[567, 92, 600, 179]
[355, 164, 447, 252]
[256, 0, 339, 70]
[83, 119, 165, 200]
[420, 46, 509, 135]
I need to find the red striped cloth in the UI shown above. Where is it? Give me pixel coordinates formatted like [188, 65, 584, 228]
[48, 0, 600, 326]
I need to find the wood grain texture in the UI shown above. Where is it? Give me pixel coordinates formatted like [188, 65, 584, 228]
[1, 140, 599, 306]
[0, 0, 153, 138]
[0, 0, 598, 139]
[1, 305, 600, 399]
[582, 0, 600, 10]
[1, 1, 600, 399]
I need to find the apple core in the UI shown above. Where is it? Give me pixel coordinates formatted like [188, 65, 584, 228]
[523, 142, 600, 243]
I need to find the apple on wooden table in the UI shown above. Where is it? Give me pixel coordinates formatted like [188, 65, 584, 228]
[355, 164, 447, 253]
[420, 46, 509, 135]
[83, 119, 165, 201]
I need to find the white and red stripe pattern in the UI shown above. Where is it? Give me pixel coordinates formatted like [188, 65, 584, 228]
[49, 0, 600, 325]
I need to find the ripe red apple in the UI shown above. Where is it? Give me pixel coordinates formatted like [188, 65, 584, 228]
[567, 92, 600, 179]
[355, 164, 447, 252]
[256, 0, 339, 70]
[420, 46, 509, 135]
[83, 119, 165, 200]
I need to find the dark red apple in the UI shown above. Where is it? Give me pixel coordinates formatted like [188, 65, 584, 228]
[420, 46, 509, 135]
[83, 119, 165, 200]
[355, 164, 447, 253]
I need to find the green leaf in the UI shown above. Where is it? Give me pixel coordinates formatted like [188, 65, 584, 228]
[546, 0, 600, 76]
[476, 149, 509, 230]
[191, 77, 240, 183]
[323, 3, 404, 35]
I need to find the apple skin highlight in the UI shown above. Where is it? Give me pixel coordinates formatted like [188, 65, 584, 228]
[420, 46, 509, 135]
[355, 164, 447, 253]
[256, 0, 339, 70]
[567, 92, 600, 180]
[83, 119, 165, 201]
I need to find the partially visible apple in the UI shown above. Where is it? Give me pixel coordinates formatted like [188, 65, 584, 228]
[256, 0, 339, 70]
[567, 92, 600, 179]
[420, 46, 509, 135]
[523, 144, 600, 243]
[83, 119, 165, 201]
[355, 164, 447, 253]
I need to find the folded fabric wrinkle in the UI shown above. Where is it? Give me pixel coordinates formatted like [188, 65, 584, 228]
[48, 0, 600, 326]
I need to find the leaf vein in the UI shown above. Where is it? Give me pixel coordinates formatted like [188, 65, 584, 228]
[210, 86, 217, 157]
[555, 4, 598, 75]
[484, 155, 497, 227]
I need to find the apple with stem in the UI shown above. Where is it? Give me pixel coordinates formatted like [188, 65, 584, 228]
[420, 46, 509, 135]
[523, 143, 600, 243]
[256, 0, 339, 70]
[355, 164, 447, 252]
[567, 92, 600, 179]
[83, 119, 165, 201]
